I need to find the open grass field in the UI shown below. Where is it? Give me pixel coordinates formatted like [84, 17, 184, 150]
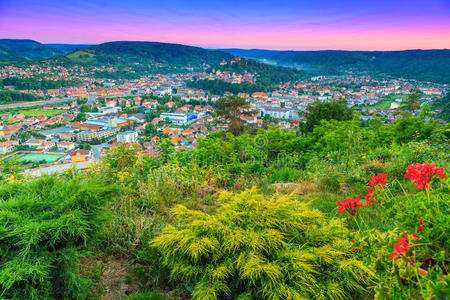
[21, 109, 66, 117]
[18, 153, 64, 163]
[358, 94, 408, 109]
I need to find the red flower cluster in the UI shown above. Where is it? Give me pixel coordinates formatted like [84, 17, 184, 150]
[337, 198, 362, 215]
[389, 234, 418, 259]
[368, 173, 387, 188]
[404, 163, 447, 189]
[417, 219, 425, 232]
[365, 173, 387, 206]
[365, 187, 374, 206]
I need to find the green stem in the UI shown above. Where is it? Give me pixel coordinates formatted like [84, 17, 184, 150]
[392, 179, 410, 201]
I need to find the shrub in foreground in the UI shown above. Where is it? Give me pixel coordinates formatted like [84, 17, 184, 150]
[0, 175, 114, 299]
[337, 164, 449, 299]
[152, 188, 374, 299]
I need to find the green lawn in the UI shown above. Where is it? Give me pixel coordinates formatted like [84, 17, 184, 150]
[18, 153, 63, 163]
[22, 109, 66, 117]
[358, 94, 408, 109]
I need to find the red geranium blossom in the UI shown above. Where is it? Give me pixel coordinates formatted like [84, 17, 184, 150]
[336, 198, 362, 215]
[365, 187, 374, 206]
[404, 163, 447, 189]
[417, 219, 425, 232]
[368, 173, 387, 188]
[389, 234, 418, 259]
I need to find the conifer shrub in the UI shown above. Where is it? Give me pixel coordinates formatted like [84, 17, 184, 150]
[0, 175, 114, 299]
[152, 188, 374, 299]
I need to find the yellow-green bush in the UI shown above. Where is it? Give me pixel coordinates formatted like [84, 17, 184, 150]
[152, 188, 374, 299]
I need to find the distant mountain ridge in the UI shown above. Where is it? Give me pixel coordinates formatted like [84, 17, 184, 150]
[52, 41, 232, 68]
[0, 39, 93, 62]
[1, 39, 449, 83]
[0, 39, 63, 62]
[221, 48, 450, 83]
[45, 43, 92, 53]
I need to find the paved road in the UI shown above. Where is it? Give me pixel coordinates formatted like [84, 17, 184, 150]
[90, 143, 108, 161]
[0, 97, 75, 109]
[24, 161, 93, 176]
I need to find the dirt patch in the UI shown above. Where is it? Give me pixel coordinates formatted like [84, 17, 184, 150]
[271, 181, 318, 198]
[100, 254, 138, 299]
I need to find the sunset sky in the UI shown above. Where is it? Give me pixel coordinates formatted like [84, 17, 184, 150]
[0, 0, 449, 50]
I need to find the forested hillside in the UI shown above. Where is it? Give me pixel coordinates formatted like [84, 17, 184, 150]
[222, 49, 450, 83]
[187, 58, 305, 94]
[1, 100, 448, 299]
[53, 41, 232, 69]
[0, 39, 64, 62]
[208, 58, 306, 85]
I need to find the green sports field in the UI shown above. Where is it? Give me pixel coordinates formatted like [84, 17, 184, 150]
[18, 153, 64, 163]
[22, 109, 66, 117]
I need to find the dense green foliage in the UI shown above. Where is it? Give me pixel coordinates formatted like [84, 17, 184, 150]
[216, 95, 256, 135]
[434, 93, 450, 122]
[1, 77, 81, 91]
[0, 176, 114, 299]
[223, 49, 450, 83]
[366, 178, 449, 298]
[0, 39, 64, 62]
[53, 41, 232, 69]
[284, 50, 450, 83]
[188, 58, 306, 95]
[153, 189, 374, 299]
[208, 58, 305, 85]
[0, 89, 39, 103]
[303, 100, 353, 132]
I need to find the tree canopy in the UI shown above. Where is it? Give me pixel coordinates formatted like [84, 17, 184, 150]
[304, 100, 353, 132]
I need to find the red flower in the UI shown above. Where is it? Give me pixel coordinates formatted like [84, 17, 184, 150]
[365, 187, 374, 206]
[404, 163, 447, 189]
[389, 235, 413, 259]
[417, 219, 425, 232]
[337, 198, 362, 215]
[389, 234, 418, 259]
[351, 240, 355, 248]
[368, 173, 387, 188]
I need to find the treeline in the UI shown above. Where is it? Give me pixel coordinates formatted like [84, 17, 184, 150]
[435, 92, 449, 122]
[187, 79, 271, 95]
[209, 58, 305, 85]
[283, 50, 450, 83]
[0, 77, 82, 91]
[0, 89, 38, 103]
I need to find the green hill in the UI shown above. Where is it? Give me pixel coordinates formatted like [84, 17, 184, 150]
[208, 57, 306, 85]
[0, 39, 64, 62]
[53, 41, 232, 69]
[222, 49, 450, 83]
[44, 43, 93, 53]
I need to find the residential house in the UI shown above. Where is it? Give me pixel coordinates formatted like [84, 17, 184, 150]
[57, 141, 76, 152]
[0, 140, 18, 154]
[117, 131, 138, 143]
[64, 149, 92, 162]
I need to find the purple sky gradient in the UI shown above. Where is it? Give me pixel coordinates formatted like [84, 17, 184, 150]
[0, 0, 449, 50]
